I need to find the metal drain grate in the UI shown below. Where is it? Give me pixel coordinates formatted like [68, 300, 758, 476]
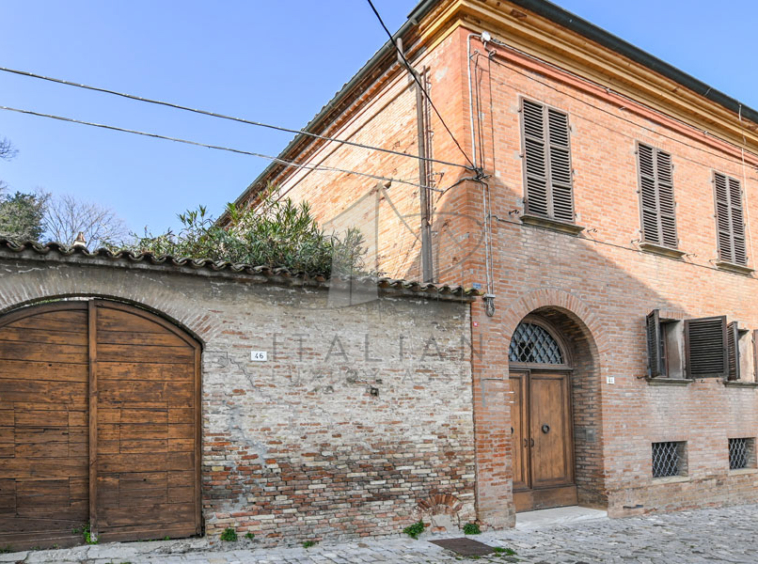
[430, 538, 495, 557]
[652, 441, 683, 478]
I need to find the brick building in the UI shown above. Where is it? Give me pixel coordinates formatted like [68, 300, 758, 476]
[230, 0, 758, 527]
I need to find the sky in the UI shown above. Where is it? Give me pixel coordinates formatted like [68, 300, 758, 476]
[0, 1, 756, 236]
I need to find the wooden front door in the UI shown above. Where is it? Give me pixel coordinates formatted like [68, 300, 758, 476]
[0, 300, 201, 550]
[510, 371, 576, 512]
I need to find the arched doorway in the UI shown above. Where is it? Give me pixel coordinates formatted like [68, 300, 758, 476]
[509, 315, 576, 512]
[0, 299, 201, 549]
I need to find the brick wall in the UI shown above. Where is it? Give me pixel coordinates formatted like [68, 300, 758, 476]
[262, 19, 758, 523]
[0, 251, 476, 544]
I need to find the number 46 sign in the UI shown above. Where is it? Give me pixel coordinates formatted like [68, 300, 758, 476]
[250, 351, 268, 362]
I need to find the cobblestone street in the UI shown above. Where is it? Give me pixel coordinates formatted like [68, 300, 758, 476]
[5, 504, 758, 564]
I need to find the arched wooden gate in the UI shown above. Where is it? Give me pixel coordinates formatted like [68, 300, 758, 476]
[0, 300, 201, 549]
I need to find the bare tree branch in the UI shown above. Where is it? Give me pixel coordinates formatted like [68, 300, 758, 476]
[44, 194, 129, 248]
[0, 137, 17, 161]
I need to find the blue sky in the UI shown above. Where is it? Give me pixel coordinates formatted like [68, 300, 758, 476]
[1, 1, 756, 235]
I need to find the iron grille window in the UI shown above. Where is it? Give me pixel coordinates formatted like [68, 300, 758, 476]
[509, 323, 564, 364]
[652, 441, 684, 478]
[729, 438, 753, 470]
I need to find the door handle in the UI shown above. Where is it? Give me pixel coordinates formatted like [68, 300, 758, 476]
[530, 438, 534, 447]
[523, 438, 528, 447]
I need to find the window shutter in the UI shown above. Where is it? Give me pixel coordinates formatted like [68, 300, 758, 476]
[521, 99, 574, 222]
[727, 321, 741, 381]
[715, 172, 747, 265]
[646, 309, 664, 378]
[547, 109, 574, 222]
[637, 144, 677, 248]
[522, 99, 549, 218]
[685, 316, 728, 378]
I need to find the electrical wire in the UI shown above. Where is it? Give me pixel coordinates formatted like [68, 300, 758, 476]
[365, 0, 478, 171]
[0, 66, 472, 172]
[0, 105, 441, 193]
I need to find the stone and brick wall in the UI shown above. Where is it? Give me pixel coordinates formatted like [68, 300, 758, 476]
[0, 249, 476, 544]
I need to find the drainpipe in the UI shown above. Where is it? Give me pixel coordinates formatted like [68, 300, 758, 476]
[397, 38, 434, 282]
[467, 32, 496, 316]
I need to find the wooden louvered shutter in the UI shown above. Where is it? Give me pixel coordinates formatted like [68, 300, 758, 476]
[685, 316, 728, 378]
[637, 144, 678, 248]
[547, 109, 574, 222]
[646, 309, 664, 378]
[715, 172, 747, 265]
[727, 321, 741, 381]
[522, 99, 574, 222]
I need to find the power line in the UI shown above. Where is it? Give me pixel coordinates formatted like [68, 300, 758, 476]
[364, 0, 478, 172]
[0, 105, 442, 193]
[0, 66, 472, 172]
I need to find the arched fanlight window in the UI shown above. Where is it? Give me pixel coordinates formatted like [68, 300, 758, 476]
[509, 322, 564, 364]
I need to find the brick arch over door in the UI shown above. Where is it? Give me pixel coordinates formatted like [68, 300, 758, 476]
[0, 299, 202, 550]
[503, 288, 606, 507]
[0, 268, 222, 346]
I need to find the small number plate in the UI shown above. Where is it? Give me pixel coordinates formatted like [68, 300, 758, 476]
[250, 351, 268, 362]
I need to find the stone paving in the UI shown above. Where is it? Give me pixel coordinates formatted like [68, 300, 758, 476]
[5, 504, 758, 564]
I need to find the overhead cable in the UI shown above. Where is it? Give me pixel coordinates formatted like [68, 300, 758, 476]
[0, 105, 442, 193]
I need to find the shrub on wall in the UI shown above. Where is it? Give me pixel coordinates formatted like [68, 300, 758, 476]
[113, 194, 368, 278]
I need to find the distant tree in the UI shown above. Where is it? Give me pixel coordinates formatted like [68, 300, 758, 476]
[43, 194, 129, 249]
[0, 189, 49, 242]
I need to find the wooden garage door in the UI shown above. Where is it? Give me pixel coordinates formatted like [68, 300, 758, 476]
[0, 300, 200, 549]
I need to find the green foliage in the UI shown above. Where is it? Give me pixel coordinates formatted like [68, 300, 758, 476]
[403, 520, 426, 539]
[244, 532, 255, 541]
[0, 190, 48, 243]
[115, 194, 369, 278]
[302, 540, 317, 549]
[463, 522, 481, 535]
[219, 528, 238, 542]
[73, 523, 98, 545]
[493, 546, 517, 555]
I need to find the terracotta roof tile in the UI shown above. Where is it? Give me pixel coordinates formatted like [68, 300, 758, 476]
[0, 239, 478, 300]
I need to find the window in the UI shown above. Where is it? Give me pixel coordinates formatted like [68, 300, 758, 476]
[521, 98, 574, 223]
[509, 322, 564, 364]
[729, 438, 755, 470]
[714, 172, 747, 266]
[684, 316, 728, 378]
[637, 143, 678, 248]
[646, 311, 727, 379]
[652, 441, 686, 478]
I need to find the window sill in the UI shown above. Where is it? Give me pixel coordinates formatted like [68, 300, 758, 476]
[639, 242, 686, 259]
[723, 380, 758, 388]
[652, 475, 690, 485]
[646, 377, 691, 386]
[520, 214, 585, 236]
[729, 468, 758, 476]
[715, 261, 754, 276]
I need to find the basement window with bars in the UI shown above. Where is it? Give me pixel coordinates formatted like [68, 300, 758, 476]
[714, 172, 747, 267]
[520, 98, 575, 223]
[729, 438, 755, 470]
[637, 143, 678, 249]
[652, 441, 686, 478]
